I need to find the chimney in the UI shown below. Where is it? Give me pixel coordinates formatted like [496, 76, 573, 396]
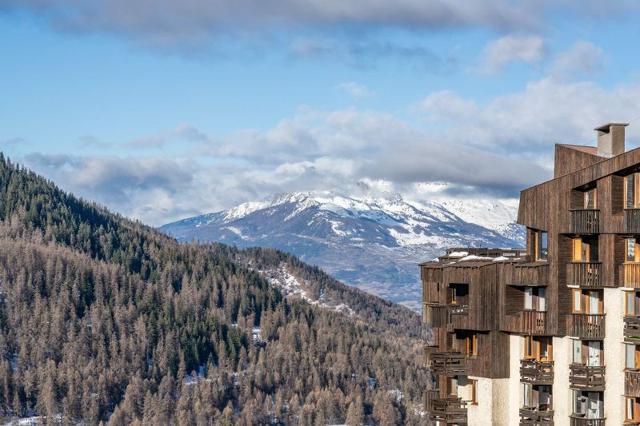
[595, 122, 628, 157]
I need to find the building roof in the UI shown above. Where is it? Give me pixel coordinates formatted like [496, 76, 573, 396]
[558, 144, 600, 156]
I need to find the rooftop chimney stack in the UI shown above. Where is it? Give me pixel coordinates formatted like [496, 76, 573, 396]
[596, 122, 628, 158]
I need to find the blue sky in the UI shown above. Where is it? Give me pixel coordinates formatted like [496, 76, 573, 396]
[2, 1, 640, 225]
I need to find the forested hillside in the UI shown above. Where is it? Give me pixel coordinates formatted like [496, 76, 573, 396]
[0, 156, 429, 425]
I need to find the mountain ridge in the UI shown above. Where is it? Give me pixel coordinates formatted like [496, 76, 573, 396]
[161, 191, 525, 310]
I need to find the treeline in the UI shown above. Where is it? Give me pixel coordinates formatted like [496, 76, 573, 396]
[0, 156, 429, 425]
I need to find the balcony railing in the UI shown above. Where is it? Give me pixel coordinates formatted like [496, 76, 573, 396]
[520, 408, 554, 425]
[425, 390, 467, 424]
[569, 416, 605, 426]
[570, 209, 600, 234]
[507, 262, 549, 287]
[569, 364, 606, 390]
[625, 316, 640, 342]
[504, 310, 550, 335]
[520, 359, 554, 385]
[626, 369, 640, 398]
[566, 262, 602, 287]
[621, 263, 640, 288]
[625, 208, 640, 234]
[430, 352, 467, 377]
[566, 314, 605, 339]
[627, 369, 640, 400]
[428, 304, 449, 328]
[426, 304, 469, 330]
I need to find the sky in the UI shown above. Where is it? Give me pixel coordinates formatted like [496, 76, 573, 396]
[2, 1, 640, 225]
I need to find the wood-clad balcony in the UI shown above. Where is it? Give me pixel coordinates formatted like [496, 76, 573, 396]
[569, 416, 605, 426]
[570, 209, 600, 234]
[430, 352, 468, 377]
[625, 316, 640, 341]
[504, 310, 551, 335]
[626, 369, 640, 398]
[566, 314, 605, 339]
[625, 208, 640, 234]
[520, 359, 554, 385]
[506, 262, 549, 287]
[520, 408, 554, 425]
[621, 263, 640, 288]
[424, 390, 467, 425]
[566, 262, 603, 287]
[427, 304, 450, 328]
[426, 304, 470, 330]
[569, 364, 606, 391]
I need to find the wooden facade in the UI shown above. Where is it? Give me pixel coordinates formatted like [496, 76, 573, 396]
[423, 123, 640, 425]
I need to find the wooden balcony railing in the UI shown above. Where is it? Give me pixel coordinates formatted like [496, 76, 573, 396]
[504, 310, 550, 335]
[621, 263, 640, 288]
[425, 390, 467, 424]
[569, 364, 606, 390]
[449, 304, 469, 316]
[569, 415, 605, 426]
[506, 262, 549, 287]
[520, 408, 554, 425]
[570, 209, 600, 234]
[566, 314, 605, 339]
[625, 208, 640, 234]
[625, 316, 640, 342]
[626, 369, 640, 398]
[520, 359, 554, 385]
[566, 262, 603, 287]
[430, 352, 468, 377]
[428, 304, 449, 328]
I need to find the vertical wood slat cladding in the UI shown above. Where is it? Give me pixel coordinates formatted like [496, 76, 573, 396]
[554, 144, 602, 178]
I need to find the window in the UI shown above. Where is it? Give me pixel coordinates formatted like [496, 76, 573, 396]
[523, 383, 533, 408]
[572, 289, 603, 314]
[524, 336, 553, 361]
[625, 291, 639, 317]
[628, 238, 640, 263]
[534, 231, 548, 261]
[572, 236, 599, 262]
[626, 173, 640, 209]
[447, 377, 458, 396]
[584, 188, 597, 209]
[524, 287, 533, 310]
[449, 284, 469, 306]
[573, 289, 582, 313]
[627, 344, 638, 370]
[573, 339, 582, 364]
[627, 397, 640, 422]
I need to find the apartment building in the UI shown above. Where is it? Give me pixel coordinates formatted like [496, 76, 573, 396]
[422, 123, 640, 425]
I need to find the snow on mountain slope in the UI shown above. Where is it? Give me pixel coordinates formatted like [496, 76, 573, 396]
[160, 191, 524, 311]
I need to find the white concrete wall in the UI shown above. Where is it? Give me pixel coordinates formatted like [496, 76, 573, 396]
[603, 287, 624, 424]
[462, 376, 511, 426]
[553, 336, 572, 424]
[507, 334, 521, 426]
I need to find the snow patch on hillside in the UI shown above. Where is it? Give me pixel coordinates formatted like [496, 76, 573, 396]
[261, 266, 354, 317]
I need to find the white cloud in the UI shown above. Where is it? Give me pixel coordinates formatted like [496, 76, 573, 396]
[550, 41, 605, 78]
[480, 34, 546, 73]
[0, 0, 539, 49]
[338, 82, 375, 98]
[19, 75, 640, 226]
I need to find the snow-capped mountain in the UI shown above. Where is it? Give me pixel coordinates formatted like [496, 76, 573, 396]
[160, 192, 524, 311]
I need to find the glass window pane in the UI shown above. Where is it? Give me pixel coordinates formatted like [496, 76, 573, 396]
[537, 288, 546, 312]
[524, 287, 533, 310]
[573, 339, 582, 364]
[628, 174, 635, 209]
[627, 344, 636, 369]
[539, 232, 548, 260]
